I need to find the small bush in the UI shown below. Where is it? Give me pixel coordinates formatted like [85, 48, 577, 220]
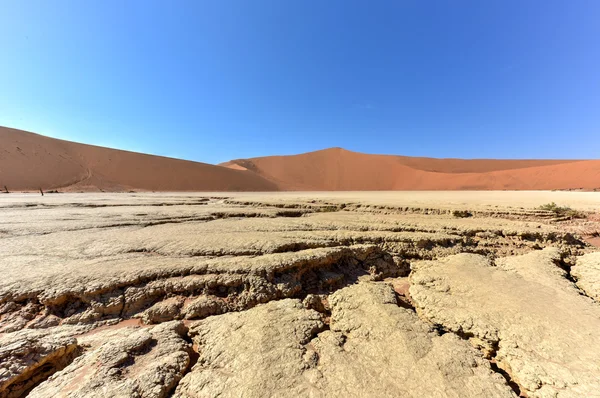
[538, 202, 585, 219]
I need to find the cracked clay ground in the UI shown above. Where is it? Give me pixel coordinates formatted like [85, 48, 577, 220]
[1, 192, 599, 398]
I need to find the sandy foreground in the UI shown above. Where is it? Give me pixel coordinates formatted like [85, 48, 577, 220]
[1, 191, 600, 397]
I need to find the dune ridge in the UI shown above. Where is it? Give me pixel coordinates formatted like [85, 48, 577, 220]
[2, 126, 599, 192]
[223, 147, 600, 191]
[0, 126, 278, 192]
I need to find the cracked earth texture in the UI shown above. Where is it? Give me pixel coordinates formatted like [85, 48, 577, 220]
[0, 192, 599, 397]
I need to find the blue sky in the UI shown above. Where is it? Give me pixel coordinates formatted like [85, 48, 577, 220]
[1, 1, 599, 164]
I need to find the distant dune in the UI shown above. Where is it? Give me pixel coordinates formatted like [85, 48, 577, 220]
[1, 126, 599, 192]
[0, 127, 278, 192]
[222, 147, 600, 191]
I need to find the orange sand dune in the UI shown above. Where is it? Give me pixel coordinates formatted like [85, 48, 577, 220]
[0, 127, 278, 192]
[222, 147, 600, 191]
[2, 127, 599, 192]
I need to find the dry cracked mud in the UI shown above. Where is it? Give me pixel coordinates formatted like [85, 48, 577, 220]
[0, 192, 599, 397]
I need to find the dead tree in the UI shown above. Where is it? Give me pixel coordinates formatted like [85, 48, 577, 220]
[39, 188, 44, 196]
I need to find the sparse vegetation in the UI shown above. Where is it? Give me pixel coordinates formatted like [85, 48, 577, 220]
[452, 210, 472, 218]
[538, 202, 586, 219]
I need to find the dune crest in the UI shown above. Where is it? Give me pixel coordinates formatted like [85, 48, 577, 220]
[224, 147, 600, 191]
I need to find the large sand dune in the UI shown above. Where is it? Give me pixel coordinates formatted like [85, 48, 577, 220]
[0, 127, 278, 192]
[223, 147, 600, 191]
[2, 126, 599, 191]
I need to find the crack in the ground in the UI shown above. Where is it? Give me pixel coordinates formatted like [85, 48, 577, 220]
[3, 209, 320, 238]
[165, 326, 200, 398]
[223, 199, 581, 222]
[552, 251, 599, 301]
[2, 229, 588, 334]
[399, 256, 528, 397]
[393, 288, 415, 311]
[0, 247, 400, 331]
[423, 319, 524, 397]
[489, 360, 523, 397]
[3, 342, 83, 398]
[554, 253, 579, 284]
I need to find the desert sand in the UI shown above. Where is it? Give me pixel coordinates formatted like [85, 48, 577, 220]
[222, 147, 600, 191]
[2, 126, 600, 192]
[1, 191, 600, 397]
[0, 127, 277, 192]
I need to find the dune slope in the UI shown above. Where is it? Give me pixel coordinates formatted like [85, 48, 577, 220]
[2, 127, 598, 192]
[0, 127, 278, 192]
[223, 147, 600, 191]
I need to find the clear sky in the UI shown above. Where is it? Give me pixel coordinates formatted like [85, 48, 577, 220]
[1, 1, 599, 164]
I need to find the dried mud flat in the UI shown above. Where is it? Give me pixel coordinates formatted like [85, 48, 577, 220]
[1, 192, 599, 398]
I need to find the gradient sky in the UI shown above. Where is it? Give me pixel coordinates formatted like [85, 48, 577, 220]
[1, 1, 599, 164]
